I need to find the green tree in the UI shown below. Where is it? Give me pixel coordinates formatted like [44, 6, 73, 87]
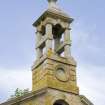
[10, 88, 30, 99]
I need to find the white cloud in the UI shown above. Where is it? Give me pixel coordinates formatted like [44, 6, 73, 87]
[0, 68, 32, 103]
[77, 64, 105, 105]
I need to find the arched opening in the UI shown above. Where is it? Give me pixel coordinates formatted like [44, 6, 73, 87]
[53, 100, 69, 105]
[52, 24, 65, 39]
[52, 24, 65, 56]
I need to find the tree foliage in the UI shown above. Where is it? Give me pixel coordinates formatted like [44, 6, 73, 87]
[10, 88, 30, 99]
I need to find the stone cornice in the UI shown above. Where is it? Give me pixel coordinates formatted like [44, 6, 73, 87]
[80, 95, 94, 105]
[0, 88, 47, 105]
[33, 8, 73, 27]
[32, 54, 77, 70]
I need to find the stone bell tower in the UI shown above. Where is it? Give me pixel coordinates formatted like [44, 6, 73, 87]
[32, 0, 78, 94]
[0, 0, 94, 105]
[31, 0, 93, 105]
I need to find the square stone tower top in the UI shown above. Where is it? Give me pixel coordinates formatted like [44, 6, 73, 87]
[33, 0, 73, 61]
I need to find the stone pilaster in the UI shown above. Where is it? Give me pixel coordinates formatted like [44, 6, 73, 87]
[64, 28, 71, 58]
[45, 23, 53, 52]
[36, 31, 42, 59]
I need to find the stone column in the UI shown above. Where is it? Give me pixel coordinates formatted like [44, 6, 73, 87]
[36, 31, 42, 59]
[64, 28, 71, 58]
[36, 48, 43, 59]
[54, 37, 60, 51]
[45, 23, 53, 52]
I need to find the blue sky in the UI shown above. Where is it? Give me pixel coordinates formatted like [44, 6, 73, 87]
[0, 0, 105, 105]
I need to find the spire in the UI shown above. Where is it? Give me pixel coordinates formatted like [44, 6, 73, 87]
[47, 0, 58, 8]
